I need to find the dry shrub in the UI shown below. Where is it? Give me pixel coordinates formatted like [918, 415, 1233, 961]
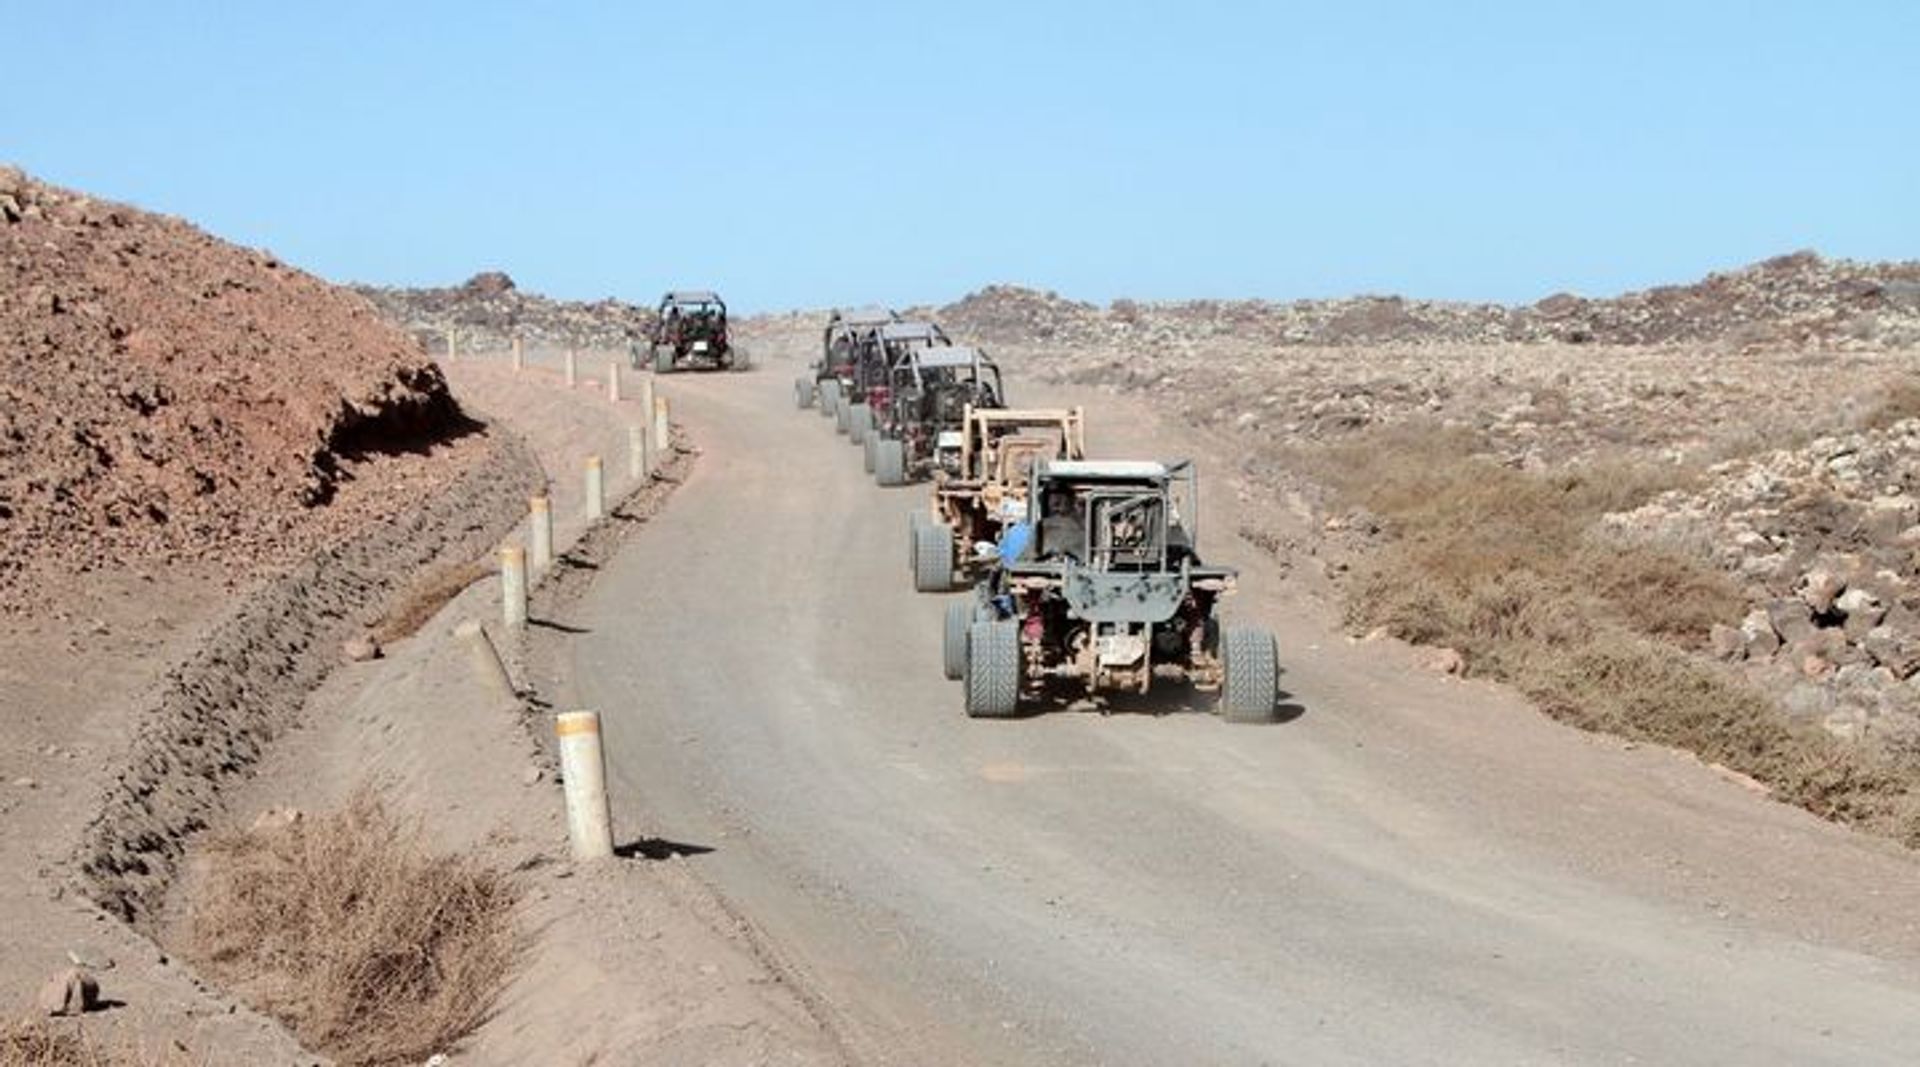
[368, 558, 492, 644]
[187, 791, 519, 1066]
[0, 1023, 190, 1067]
[1863, 378, 1920, 431]
[1314, 422, 1920, 846]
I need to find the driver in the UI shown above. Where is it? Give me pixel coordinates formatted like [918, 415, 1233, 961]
[1038, 487, 1085, 561]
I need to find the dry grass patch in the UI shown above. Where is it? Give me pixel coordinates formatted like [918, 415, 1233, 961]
[186, 791, 519, 1066]
[1863, 378, 1920, 431]
[1311, 422, 1920, 846]
[0, 1023, 191, 1067]
[368, 558, 493, 644]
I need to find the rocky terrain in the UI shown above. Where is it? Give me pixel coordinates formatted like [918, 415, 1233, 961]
[937, 252, 1920, 352]
[0, 166, 478, 613]
[906, 254, 1920, 761]
[353, 271, 655, 354]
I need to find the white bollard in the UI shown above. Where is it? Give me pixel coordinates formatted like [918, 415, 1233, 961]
[652, 395, 670, 455]
[636, 376, 655, 428]
[452, 619, 516, 702]
[500, 544, 527, 629]
[628, 423, 648, 482]
[511, 336, 525, 372]
[529, 495, 553, 574]
[584, 456, 605, 520]
[555, 711, 614, 861]
[564, 347, 578, 387]
[607, 359, 622, 402]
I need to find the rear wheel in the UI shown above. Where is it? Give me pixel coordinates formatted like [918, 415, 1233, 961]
[819, 380, 840, 418]
[850, 402, 872, 444]
[653, 345, 673, 374]
[943, 600, 973, 680]
[914, 522, 954, 593]
[731, 344, 752, 371]
[835, 398, 853, 435]
[965, 620, 1021, 718]
[794, 377, 813, 409]
[875, 438, 906, 486]
[1220, 626, 1279, 723]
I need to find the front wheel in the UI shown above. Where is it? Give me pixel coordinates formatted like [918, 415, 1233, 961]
[864, 432, 878, 473]
[1220, 626, 1280, 723]
[835, 398, 853, 435]
[850, 402, 872, 445]
[794, 377, 814, 409]
[965, 620, 1022, 718]
[653, 345, 673, 374]
[819, 379, 840, 418]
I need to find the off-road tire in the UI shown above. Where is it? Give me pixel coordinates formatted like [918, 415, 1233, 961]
[864, 432, 878, 473]
[795, 377, 814, 409]
[965, 620, 1021, 718]
[850, 403, 872, 444]
[819, 380, 840, 418]
[836, 398, 853, 435]
[908, 510, 927, 569]
[1220, 626, 1280, 723]
[875, 438, 906, 487]
[943, 600, 973, 681]
[732, 345, 752, 371]
[653, 345, 673, 374]
[914, 522, 953, 592]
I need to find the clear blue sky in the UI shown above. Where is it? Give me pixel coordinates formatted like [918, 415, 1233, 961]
[5, 2, 1915, 311]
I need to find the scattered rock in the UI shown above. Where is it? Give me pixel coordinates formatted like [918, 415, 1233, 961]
[520, 765, 544, 786]
[342, 635, 382, 662]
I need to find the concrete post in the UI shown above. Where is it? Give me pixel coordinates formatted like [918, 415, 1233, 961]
[529, 495, 553, 574]
[452, 620, 516, 702]
[636, 375, 655, 429]
[607, 359, 622, 402]
[500, 545, 527, 629]
[652, 395, 670, 455]
[628, 423, 648, 482]
[555, 711, 614, 861]
[511, 336, 525, 372]
[584, 456, 605, 520]
[564, 347, 578, 387]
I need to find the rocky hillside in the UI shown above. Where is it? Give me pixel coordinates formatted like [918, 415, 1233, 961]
[936, 252, 1920, 352]
[353, 272, 655, 353]
[0, 166, 473, 610]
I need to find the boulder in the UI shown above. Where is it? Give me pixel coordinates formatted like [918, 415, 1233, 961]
[1797, 569, 1846, 614]
[1709, 623, 1747, 661]
[1765, 598, 1817, 644]
[1740, 608, 1782, 657]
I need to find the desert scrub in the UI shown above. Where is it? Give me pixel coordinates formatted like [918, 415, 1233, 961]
[185, 791, 519, 1066]
[1313, 422, 1920, 845]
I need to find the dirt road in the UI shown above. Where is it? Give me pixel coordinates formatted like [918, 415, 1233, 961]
[562, 354, 1920, 1065]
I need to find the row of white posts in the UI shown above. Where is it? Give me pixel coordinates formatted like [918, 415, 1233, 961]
[446, 334, 674, 863]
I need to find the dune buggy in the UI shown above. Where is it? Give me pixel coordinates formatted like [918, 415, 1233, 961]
[647, 290, 747, 373]
[797, 305, 897, 415]
[944, 460, 1279, 722]
[906, 404, 1085, 592]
